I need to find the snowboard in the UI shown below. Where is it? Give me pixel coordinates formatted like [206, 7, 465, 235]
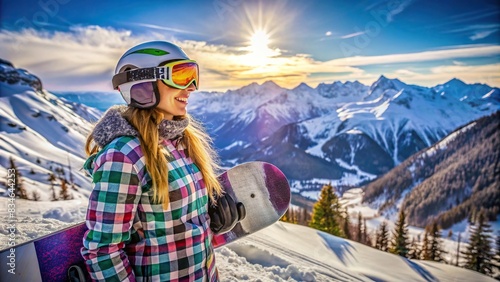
[0, 161, 290, 282]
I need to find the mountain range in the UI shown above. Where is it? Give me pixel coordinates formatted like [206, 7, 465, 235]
[187, 75, 500, 197]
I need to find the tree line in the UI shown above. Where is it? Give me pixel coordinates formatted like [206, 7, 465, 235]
[4, 156, 76, 201]
[282, 183, 500, 279]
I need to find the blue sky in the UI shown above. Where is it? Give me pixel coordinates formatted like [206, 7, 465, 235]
[1, 0, 499, 91]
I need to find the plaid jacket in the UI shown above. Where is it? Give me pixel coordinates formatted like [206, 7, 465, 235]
[81, 136, 218, 282]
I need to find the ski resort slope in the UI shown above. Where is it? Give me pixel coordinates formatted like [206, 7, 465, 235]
[217, 221, 494, 281]
[0, 197, 492, 281]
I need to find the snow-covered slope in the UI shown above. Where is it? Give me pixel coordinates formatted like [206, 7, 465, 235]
[53, 91, 125, 113]
[0, 60, 94, 202]
[217, 222, 495, 281]
[0, 197, 493, 282]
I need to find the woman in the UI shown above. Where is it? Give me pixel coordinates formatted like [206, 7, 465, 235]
[81, 41, 244, 281]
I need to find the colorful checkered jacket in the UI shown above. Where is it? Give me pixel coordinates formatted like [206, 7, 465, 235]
[81, 106, 218, 282]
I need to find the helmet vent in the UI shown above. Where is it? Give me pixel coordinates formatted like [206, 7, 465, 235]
[130, 48, 170, 56]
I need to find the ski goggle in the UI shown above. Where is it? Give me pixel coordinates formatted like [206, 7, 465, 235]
[112, 60, 199, 109]
[112, 59, 199, 90]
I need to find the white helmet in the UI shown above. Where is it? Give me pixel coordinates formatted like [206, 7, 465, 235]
[114, 41, 191, 74]
[112, 41, 194, 109]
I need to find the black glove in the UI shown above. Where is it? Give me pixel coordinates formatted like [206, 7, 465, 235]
[209, 193, 246, 234]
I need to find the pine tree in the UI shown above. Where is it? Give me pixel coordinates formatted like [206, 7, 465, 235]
[427, 221, 445, 262]
[343, 210, 351, 240]
[309, 184, 345, 237]
[462, 212, 494, 275]
[390, 209, 410, 258]
[356, 212, 363, 243]
[363, 218, 369, 245]
[59, 178, 72, 200]
[421, 230, 430, 260]
[375, 221, 389, 252]
[493, 231, 500, 279]
[31, 191, 41, 201]
[290, 208, 298, 224]
[8, 157, 28, 199]
[408, 237, 421, 259]
[455, 232, 461, 266]
[300, 207, 310, 226]
[48, 173, 57, 201]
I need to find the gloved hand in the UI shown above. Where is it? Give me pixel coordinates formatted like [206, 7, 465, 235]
[209, 193, 246, 234]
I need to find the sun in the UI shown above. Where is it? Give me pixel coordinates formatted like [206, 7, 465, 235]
[244, 29, 276, 66]
[250, 30, 270, 51]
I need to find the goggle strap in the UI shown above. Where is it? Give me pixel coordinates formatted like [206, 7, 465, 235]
[112, 67, 170, 89]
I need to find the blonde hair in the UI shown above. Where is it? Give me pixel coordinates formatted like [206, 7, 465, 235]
[85, 106, 223, 209]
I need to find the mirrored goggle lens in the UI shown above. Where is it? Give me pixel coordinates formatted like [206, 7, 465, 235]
[171, 62, 199, 87]
[130, 82, 156, 107]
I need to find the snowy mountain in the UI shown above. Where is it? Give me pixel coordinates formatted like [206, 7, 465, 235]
[362, 111, 500, 228]
[0, 59, 95, 203]
[0, 197, 494, 282]
[53, 91, 125, 113]
[189, 76, 500, 196]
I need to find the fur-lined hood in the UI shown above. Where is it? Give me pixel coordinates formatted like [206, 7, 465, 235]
[90, 105, 189, 148]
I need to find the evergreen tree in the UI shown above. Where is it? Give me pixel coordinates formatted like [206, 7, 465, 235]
[455, 232, 461, 266]
[300, 207, 310, 226]
[59, 178, 72, 200]
[48, 173, 57, 201]
[309, 184, 344, 237]
[462, 212, 494, 275]
[8, 157, 28, 199]
[421, 231, 430, 260]
[493, 231, 500, 279]
[343, 210, 351, 240]
[31, 191, 41, 201]
[356, 212, 363, 243]
[363, 218, 369, 245]
[375, 221, 390, 252]
[427, 221, 445, 262]
[390, 209, 410, 258]
[408, 237, 421, 260]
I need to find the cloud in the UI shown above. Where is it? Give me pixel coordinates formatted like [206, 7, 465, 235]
[385, 0, 414, 22]
[364, 0, 414, 23]
[1, 26, 499, 92]
[452, 60, 465, 66]
[0, 27, 360, 91]
[125, 22, 205, 35]
[385, 64, 500, 87]
[470, 29, 498, 40]
[444, 23, 500, 41]
[341, 31, 366, 39]
[327, 45, 500, 67]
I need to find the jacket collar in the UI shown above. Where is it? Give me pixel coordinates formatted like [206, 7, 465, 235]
[91, 105, 189, 148]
